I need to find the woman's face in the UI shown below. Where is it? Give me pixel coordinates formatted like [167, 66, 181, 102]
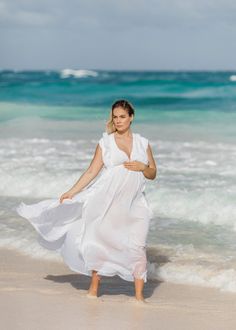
[112, 107, 133, 131]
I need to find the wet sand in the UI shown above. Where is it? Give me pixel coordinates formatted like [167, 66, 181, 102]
[1, 248, 236, 330]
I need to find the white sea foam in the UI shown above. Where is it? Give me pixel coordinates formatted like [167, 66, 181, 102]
[0, 235, 62, 262]
[229, 75, 236, 82]
[149, 187, 236, 230]
[147, 244, 236, 293]
[1, 137, 236, 230]
[60, 69, 98, 79]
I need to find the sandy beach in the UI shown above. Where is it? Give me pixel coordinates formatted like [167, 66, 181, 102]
[0, 248, 235, 330]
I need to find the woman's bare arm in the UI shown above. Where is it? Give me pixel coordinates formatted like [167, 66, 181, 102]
[123, 143, 157, 180]
[142, 143, 157, 180]
[60, 144, 104, 203]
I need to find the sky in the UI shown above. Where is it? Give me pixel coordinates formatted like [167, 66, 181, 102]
[1, 0, 236, 71]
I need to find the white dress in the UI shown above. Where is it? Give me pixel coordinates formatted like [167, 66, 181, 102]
[16, 131, 153, 282]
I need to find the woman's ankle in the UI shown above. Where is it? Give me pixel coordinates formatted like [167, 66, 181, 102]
[135, 294, 145, 300]
[92, 271, 101, 281]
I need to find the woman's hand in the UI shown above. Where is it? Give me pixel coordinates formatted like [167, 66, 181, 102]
[123, 160, 148, 172]
[59, 191, 75, 204]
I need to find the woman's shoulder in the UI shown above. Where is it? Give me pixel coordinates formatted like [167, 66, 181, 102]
[135, 132, 149, 149]
[98, 131, 112, 148]
[135, 132, 148, 139]
[99, 131, 112, 140]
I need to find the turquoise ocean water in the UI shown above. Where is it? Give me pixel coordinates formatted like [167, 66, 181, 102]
[1, 69, 236, 292]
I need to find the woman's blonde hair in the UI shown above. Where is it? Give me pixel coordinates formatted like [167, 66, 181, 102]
[106, 100, 135, 134]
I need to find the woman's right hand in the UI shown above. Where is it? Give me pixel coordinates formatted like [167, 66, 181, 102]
[59, 191, 75, 204]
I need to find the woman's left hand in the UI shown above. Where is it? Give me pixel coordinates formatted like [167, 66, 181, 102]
[123, 160, 148, 172]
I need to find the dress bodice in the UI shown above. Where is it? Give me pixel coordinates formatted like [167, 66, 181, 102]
[99, 132, 149, 169]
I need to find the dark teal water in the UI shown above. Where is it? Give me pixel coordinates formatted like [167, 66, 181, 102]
[1, 69, 236, 123]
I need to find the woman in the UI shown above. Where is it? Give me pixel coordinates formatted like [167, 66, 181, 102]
[16, 99, 157, 303]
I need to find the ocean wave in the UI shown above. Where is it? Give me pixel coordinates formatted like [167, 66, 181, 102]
[60, 69, 98, 79]
[1, 137, 236, 231]
[147, 243, 236, 293]
[150, 187, 236, 231]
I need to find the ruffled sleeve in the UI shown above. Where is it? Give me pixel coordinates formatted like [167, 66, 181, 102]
[98, 136, 104, 150]
[140, 136, 149, 151]
[99, 132, 109, 151]
[98, 132, 112, 168]
[134, 133, 149, 165]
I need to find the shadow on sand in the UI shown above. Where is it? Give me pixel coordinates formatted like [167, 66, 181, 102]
[45, 252, 170, 299]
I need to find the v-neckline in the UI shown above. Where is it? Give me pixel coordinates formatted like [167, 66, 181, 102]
[112, 132, 135, 160]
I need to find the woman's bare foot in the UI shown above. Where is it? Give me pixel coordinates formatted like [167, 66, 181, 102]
[135, 294, 147, 303]
[86, 292, 98, 299]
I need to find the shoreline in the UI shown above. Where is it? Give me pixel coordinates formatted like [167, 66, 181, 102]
[1, 247, 236, 330]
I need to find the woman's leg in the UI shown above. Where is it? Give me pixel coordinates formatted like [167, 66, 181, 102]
[87, 270, 101, 297]
[134, 278, 145, 301]
[132, 246, 147, 301]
